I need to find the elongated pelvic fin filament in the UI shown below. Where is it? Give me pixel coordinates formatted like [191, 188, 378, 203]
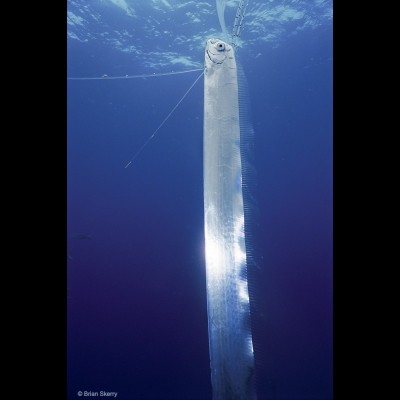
[67, 68, 204, 81]
[124, 71, 204, 168]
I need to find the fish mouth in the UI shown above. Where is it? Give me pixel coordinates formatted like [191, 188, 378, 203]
[206, 50, 225, 64]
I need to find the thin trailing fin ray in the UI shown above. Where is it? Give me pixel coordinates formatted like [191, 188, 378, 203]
[216, 0, 228, 36]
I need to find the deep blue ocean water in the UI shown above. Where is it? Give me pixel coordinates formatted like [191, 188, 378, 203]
[67, 1, 332, 399]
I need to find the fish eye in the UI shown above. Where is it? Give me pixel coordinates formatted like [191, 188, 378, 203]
[216, 42, 225, 51]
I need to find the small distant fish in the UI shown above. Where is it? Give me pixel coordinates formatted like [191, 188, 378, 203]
[67, 252, 73, 261]
[71, 233, 93, 240]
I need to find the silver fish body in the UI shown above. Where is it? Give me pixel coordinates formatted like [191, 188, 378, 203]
[203, 38, 256, 400]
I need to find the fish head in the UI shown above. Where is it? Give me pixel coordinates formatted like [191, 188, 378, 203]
[205, 39, 234, 67]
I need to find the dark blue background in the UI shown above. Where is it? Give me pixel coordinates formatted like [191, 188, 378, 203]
[67, 19, 332, 400]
